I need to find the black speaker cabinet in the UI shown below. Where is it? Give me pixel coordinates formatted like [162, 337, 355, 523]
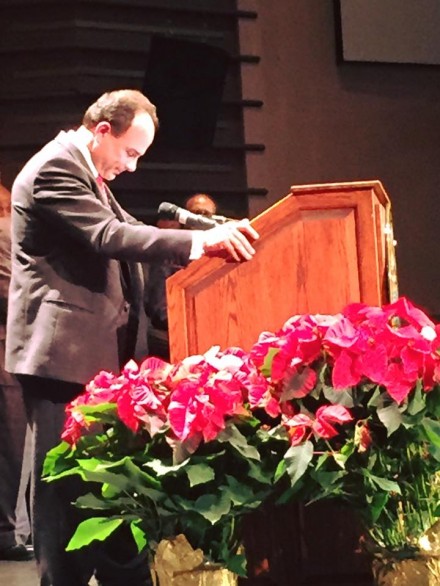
[143, 36, 230, 149]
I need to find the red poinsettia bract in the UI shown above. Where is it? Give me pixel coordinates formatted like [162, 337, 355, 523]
[167, 372, 245, 443]
[282, 404, 353, 446]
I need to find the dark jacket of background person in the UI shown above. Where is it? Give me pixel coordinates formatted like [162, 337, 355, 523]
[0, 185, 31, 559]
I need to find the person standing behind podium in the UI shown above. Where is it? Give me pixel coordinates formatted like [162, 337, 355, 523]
[5, 89, 259, 586]
[145, 193, 219, 359]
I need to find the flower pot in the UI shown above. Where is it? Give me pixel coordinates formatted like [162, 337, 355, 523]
[370, 519, 440, 586]
[372, 555, 440, 586]
[150, 535, 238, 586]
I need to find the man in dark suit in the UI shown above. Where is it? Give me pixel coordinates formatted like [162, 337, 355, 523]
[5, 89, 258, 586]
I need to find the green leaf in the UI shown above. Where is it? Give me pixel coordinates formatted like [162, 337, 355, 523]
[260, 347, 280, 378]
[81, 457, 161, 493]
[194, 492, 231, 524]
[421, 418, 440, 448]
[186, 463, 215, 487]
[314, 452, 331, 472]
[226, 552, 247, 576]
[42, 441, 75, 477]
[222, 475, 264, 509]
[66, 517, 123, 551]
[369, 492, 389, 523]
[284, 441, 314, 488]
[365, 471, 401, 494]
[74, 492, 133, 511]
[77, 402, 117, 416]
[217, 423, 260, 461]
[340, 439, 356, 459]
[367, 386, 381, 408]
[323, 385, 355, 408]
[274, 458, 286, 483]
[130, 522, 148, 553]
[407, 382, 426, 416]
[333, 452, 348, 469]
[247, 458, 273, 485]
[426, 386, 440, 418]
[146, 457, 189, 476]
[312, 469, 346, 492]
[377, 403, 403, 436]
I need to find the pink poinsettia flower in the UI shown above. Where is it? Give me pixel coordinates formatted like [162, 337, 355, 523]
[282, 413, 314, 446]
[248, 385, 281, 418]
[139, 356, 173, 384]
[167, 351, 221, 387]
[282, 404, 352, 445]
[280, 365, 317, 400]
[384, 297, 436, 330]
[61, 388, 108, 444]
[250, 332, 283, 369]
[251, 317, 324, 394]
[331, 349, 363, 389]
[117, 383, 168, 435]
[168, 374, 245, 442]
[360, 344, 388, 384]
[312, 405, 353, 439]
[422, 358, 437, 390]
[111, 360, 171, 434]
[84, 370, 121, 404]
[237, 368, 271, 408]
[61, 410, 88, 445]
[381, 362, 415, 404]
[324, 316, 362, 350]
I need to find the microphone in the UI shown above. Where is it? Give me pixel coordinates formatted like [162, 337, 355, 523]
[157, 202, 230, 231]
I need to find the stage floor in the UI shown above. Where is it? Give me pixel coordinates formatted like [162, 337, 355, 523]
[0, 559, 99, 585]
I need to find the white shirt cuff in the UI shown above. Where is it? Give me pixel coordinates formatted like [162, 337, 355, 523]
[190, 232, 205, 260]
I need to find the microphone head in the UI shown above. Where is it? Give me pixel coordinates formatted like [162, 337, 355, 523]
[157, 201, 218, 230]
[157, 202, 178, 220]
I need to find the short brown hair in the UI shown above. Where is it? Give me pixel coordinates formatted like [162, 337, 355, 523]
[82, 89, 159, 136]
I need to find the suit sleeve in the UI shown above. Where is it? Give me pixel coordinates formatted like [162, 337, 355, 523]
[30, 157, 193, 265]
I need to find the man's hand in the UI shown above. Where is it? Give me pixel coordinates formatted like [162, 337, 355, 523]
[202, 219, 259, 261]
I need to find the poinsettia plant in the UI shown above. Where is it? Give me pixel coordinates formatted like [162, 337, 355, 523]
[250, 296, 440, 558]
[43, 297, 440, 575]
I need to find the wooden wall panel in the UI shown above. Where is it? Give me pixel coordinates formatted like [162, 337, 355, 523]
[0, 0, 265, 222]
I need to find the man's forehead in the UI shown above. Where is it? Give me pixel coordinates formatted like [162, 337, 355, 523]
[119, 111, 155, 152]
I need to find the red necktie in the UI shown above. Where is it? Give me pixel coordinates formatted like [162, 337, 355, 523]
[96, 176, 111, 206]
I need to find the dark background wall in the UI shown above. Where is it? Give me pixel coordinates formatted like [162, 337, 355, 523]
[0, 0, 261, 222]
[240, 0, 440, 318]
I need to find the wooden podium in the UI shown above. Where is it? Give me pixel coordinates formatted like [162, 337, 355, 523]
[166, 180, 396, 586]
[167, 180, 395, 362]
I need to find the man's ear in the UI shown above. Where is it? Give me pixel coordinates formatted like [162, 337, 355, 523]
[95, 121, 112, 136]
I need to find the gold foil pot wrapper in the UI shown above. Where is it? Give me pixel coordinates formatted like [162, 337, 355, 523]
[372, 556, 440, 586]
[150, 534, 238, 586]
[419, 520, 440, 557]
[372, 522, 440, 586]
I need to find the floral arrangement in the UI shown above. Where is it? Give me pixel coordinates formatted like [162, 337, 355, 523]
[44, 297, 440, 577]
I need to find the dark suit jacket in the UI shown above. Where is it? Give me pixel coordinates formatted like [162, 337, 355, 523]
[0, 216, 17, 386]
[5, 132, 193, 385]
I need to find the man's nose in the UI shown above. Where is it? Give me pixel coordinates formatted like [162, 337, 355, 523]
[125, 159, 138, 173]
